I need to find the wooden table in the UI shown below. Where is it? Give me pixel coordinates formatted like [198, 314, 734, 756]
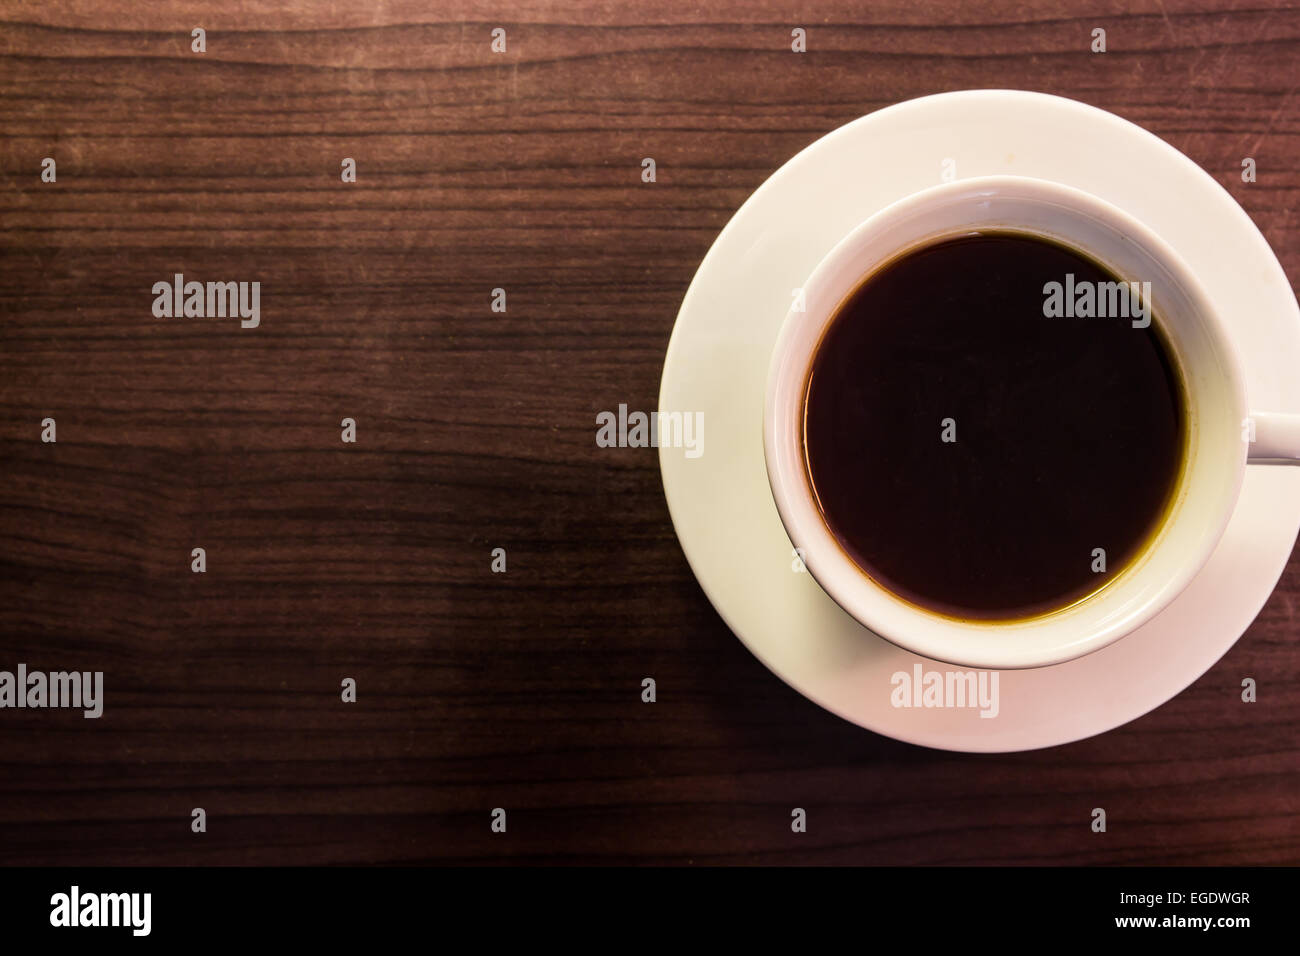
[1, 1, 1297, 865]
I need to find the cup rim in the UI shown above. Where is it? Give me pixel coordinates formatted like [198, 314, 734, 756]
[763, 174, 1250, 669]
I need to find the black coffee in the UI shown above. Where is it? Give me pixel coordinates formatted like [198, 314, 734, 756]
[802, 232, 1186, 621]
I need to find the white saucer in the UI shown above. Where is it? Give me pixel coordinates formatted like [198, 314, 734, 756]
[658, 90, 1300, 752]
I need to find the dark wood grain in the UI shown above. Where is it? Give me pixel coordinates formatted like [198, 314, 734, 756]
[1, 0, 1298, 866]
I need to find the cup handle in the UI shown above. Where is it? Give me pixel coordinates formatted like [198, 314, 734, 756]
[1248, 412, 1300, 462]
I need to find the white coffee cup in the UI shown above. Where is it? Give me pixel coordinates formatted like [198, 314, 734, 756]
[764, 175, 1300, 669]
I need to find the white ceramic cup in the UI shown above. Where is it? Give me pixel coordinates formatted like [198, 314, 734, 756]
[764, 174, 1300, 670]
